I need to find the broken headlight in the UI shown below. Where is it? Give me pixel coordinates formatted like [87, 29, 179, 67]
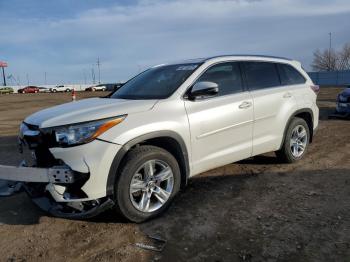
[52, 115, 126, 147]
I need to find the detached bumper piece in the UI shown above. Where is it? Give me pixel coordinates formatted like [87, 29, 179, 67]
[27, 192, 115, 219]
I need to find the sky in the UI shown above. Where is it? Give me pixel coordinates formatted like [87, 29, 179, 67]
[0, 0, 350, 85]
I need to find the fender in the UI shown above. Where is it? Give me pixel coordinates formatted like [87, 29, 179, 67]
[106, 130, 190, 196]
[279, 108, 314, 150]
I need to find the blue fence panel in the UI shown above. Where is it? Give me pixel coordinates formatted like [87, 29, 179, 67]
[308, 70, 350, 86]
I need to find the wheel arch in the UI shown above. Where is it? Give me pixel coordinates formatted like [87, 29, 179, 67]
[280, 108, 314, 149]
[106, 131, 190, 197]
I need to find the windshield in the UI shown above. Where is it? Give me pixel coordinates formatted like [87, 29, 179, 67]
[111, 63, 200, 99]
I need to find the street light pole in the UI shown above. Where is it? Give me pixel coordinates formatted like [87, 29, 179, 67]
[1, 67, 6, 86]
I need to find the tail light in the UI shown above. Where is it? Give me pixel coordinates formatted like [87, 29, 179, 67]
[310, 85, 320, 95]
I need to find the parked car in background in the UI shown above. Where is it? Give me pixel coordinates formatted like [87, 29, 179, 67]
[0, 55, 319, 222]
[50, 85, 73, 93]
[86, 83, 124, 92]
[85, 84, 107, 91]
[0, 87, 14, 94]
[38, 87, 50, 93]
[336, 86, 350, 116]
[18, 86, 40, 93]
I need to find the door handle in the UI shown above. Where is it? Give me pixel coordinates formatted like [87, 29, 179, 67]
[283, 92, 292, 98]
[239, 101, 252, 109]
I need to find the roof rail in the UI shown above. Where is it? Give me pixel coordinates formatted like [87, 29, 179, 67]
[205, 54, 293, 61]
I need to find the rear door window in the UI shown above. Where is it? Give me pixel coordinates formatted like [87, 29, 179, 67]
[242, 62, 280, 90]
[277, 63, 306, 85]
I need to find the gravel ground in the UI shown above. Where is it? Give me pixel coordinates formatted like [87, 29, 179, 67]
[0, 89, 349, 262]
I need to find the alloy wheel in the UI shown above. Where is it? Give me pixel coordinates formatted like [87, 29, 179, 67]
[129, 159, 174, 213]
[290, 125, 308, 158]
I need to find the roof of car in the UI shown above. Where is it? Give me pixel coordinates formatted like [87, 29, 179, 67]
[164, 54, 293, 66]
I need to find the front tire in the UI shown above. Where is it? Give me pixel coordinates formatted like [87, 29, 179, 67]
[276, 117, 310, 163]
[114, 145, 181, 223]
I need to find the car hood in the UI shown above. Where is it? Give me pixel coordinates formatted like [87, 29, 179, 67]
[24, 97, 158, 128]
[340, 88, 350, 97]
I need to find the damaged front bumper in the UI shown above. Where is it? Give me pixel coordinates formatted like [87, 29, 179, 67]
[0, 163, 114, 219]
[0, 122, 120, 219]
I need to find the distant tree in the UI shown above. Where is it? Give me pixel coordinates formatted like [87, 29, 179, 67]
[311, 49, 338, 71]
[337, 43, 350, 71]
[312, 42, 350, 72]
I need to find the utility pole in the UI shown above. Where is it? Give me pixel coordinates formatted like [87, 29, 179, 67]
[44, 72, 47, 85]
[26, 73, 29, 86]
[91, 68, 95, 84]
[83, 69, 87, 85]
[97, 57, 101, 84]
[328, 32, 332, 71]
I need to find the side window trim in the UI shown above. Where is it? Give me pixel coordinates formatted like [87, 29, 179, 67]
[275, 63, 282, 85]
[238, 62, 248, 92]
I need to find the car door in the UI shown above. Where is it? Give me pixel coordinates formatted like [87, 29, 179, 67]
[184, 62, 254, 175]
[242, 61, 298, 156]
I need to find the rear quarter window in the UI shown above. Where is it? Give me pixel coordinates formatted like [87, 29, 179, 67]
[277, 64, 306, 85]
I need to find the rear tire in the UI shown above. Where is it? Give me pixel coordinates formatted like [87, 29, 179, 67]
[114, 145, 181, 223]
[276, 117, 310, 163]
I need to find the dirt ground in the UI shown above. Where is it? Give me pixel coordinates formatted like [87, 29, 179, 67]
[0, 89, 349, 262]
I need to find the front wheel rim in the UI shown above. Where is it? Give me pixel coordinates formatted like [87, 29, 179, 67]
[290, 125, 308, 158]
[129, 159, 174, 213]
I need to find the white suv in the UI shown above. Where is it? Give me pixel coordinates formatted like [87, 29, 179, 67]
[0, 55, 319, 222]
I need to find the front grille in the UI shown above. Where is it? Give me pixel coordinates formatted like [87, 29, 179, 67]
[21, 122, 59, 168]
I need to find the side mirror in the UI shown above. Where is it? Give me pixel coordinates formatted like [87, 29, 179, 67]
[189, 81, 219, 100]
